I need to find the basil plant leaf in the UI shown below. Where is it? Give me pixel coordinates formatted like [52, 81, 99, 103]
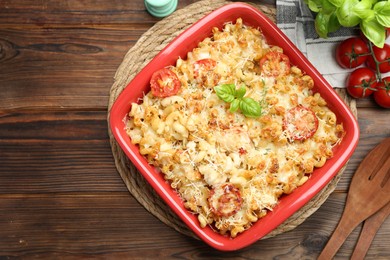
[328, 0, 344, 8]
[374, 1, 390, 27]
[315, 12, 331, 38]
[328, 12, 341, 33]
[368, 0, 378, 5]
[305, 0, 322, 12]
[239, 97, 262, 118]
[361, 19, 386, 48]
[214, 84, 236, 103]
[337, 0, 361, 27]
[354, 0, 376, 20]
[322, 0, 338, 14]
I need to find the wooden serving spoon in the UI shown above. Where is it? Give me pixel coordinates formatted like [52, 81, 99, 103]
[318, 137, 390, 260]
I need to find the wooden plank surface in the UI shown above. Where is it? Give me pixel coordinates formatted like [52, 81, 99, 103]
[0, 193, 388, 258]
[0, 0, 389, 259]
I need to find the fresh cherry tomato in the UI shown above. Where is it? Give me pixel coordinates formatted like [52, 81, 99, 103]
[282, 105, 319, 141]
[335, 37, 369, 68]
[193, 58, 217, 79]
[150, 68, 181, 98]
[346, 67, 377, 98]
[259, 51, 290, 77]
[366, 43, 390, 73]
[374, 77, 390, 108]
[208, 183, 242, 218]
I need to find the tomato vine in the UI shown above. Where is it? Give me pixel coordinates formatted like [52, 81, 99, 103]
[336, 35, 390, 108]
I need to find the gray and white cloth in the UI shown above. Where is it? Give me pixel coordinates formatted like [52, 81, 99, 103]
[276, 0, 359, 88]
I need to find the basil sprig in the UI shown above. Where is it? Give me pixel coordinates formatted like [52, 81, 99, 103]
[304, 0, 390, 48]
[214, 84, 262, 118]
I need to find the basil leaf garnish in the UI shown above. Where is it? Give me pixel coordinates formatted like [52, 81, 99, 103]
[214, 84, 263, 118]
[239, 97, 262, 118]
[214, 84, 236, 103]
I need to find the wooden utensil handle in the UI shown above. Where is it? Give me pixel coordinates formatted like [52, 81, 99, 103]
[318, 207, 361, 260]
[351, 202, 390, 260]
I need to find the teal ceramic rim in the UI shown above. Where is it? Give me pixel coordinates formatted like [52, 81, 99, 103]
[145, 0, 171, 7]
[145, 0, 178, 18]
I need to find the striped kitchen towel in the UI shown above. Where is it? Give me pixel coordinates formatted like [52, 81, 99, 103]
[276, 0, 358, 88]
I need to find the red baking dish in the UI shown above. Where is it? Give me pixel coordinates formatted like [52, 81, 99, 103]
[109, 3, 359, 251]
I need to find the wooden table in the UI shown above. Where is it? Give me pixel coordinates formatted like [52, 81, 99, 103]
[1, 1, 389, 259]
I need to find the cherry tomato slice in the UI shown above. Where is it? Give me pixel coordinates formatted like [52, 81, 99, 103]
[366, 43, 390, 73]
[335, 37, 369, 68]
[208, 183, 242, 218]
[193, 58, 217, 79]
[259, 51, 290, 77]
[374, 77, 390, 108]
[283, 106, 319, 141]
[346, 67, 377, 98]
[150, 68, 181, 98]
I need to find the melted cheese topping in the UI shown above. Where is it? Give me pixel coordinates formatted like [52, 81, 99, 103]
[125, 18, 344, 237]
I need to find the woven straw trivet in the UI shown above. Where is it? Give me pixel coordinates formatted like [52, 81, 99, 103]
[107, 0, 357, 241]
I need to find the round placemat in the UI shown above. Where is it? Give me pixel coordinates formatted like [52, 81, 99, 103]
[107, 0, 357, 240]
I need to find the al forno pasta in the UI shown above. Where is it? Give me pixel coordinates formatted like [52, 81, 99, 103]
[125, 18, 344, 237]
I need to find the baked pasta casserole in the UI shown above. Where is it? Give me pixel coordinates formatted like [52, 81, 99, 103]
[125, 18, 345, 237]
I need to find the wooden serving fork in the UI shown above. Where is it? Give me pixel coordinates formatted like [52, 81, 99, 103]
[318, 137, 390, 260]
[351, 201, 390, 259]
